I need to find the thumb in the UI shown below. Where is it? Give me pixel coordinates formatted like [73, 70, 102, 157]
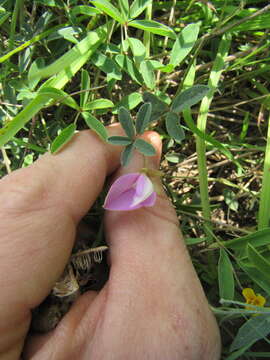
[103, 132, 220, 357]
[105, 130, 186, 268]
[105, 130, 181, 261]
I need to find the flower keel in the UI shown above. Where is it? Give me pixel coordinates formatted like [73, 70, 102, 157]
[104, 173, 157, 211]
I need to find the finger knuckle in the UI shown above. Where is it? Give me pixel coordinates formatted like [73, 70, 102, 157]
[0, 168, 51, 216]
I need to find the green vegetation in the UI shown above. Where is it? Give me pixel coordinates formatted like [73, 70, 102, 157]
[1, 0, 270, 357]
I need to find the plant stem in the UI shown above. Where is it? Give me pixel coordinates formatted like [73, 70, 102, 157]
[195, 34, 231, 242]
[258, 114, 270, 229]
[1, 24, 67, 64]
[144, 2, 152, 57]
[1, 147, 11, 173]
[9, 0, 24, 50]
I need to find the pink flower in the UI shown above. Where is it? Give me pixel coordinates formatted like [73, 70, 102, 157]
[104, 173, 157, 211]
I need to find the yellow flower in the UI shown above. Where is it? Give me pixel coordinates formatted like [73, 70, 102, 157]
[242, 288, 266, 309]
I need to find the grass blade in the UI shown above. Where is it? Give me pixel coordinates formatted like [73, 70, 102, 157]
[0, 26, 107, 147]
[29, 29, 106, 82]
[196, 33, 231, 239]
[258, 114, 270, 229]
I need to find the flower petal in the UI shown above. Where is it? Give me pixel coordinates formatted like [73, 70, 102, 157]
[105, 188, 137, 210]
[104, 173, 140, 210]
[256, 295, 266, 307]
[104, 172, 157, 211]
[140, 191, 157, 207]
[242, 288, 256, 301]
[132, 174, 154, 207]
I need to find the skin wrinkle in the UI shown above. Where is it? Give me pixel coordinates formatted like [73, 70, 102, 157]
[102, 206, 218, 359]
[0, 172, 54, 215]
[0, 210, 74, 307]
[92, 247, 185, 359]
[0, 129, 120, 224]
[106, 209, 182, 257]
[140, 194, 180, 227]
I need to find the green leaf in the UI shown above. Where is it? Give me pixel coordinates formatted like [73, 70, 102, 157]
[52, 26, 81, 44]
[128, 37, 146, 64]
[28, 58, 45, 90]
[90, 0, 125, 24]
[148, 60, 174, 73]
[0, 24, 66, 64]
[170, 23, 200, 67]
[232, 13, 270, 32]
[165, 112, 185, 143]
[118, 107, 135, 138]
[225, 345, 251, 360]
[142, 92, 168, 121]
[218, 228, 270, 250]
[136, 102, 152, 134]
[121, 143, 134, 166]
[115, 54, 143, 84]
[140, 60, 155, 89]
[130, 0, 152, 19]
[218, 249, 235, 301]
[224, 189, 239, 212]
[112, 92, 142, 114]
[80, 69, 90, 107]
[51, 123, 76, 154]
[38, 87, 79, 110]
[134, 138, 156, 156]
[171, 85, 210, 113]
[107, 136, 132, 145]
[230, 314, 270, 352]
[118, 0, 129, 19]
[238, 260, 270, 295]
[12, 138, 47, 154]
[28, 28, 106, 82]
[165, 152, 182, 164]
[83, 98, 114, 110]
[71, 5, 101, 17]
[183, 109, 235, 162]
[248, 244, 270, 275]
[91, 51, 122, 80]
[17, 89, 36, 101]
[35, 0, 63, 6]
[0, 11, 10, 27]
[129, 20, 176, 39]
[82, 112, 108, 141]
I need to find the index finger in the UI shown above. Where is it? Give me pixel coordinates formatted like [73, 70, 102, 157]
[0, 124, 123, 221]
[0, 125, 122, 310]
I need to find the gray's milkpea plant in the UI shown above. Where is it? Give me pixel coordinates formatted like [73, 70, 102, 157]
[107, 84, 210, 166]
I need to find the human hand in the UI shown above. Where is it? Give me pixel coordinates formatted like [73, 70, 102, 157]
[0, 126, 220, 359]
